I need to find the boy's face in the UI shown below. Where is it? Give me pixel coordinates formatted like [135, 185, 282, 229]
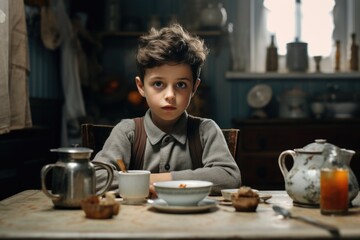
[135, 63, 200, 127]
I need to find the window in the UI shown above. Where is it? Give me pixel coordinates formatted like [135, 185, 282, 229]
[264, 0, 335, 57]
[232, 0, 360, 72]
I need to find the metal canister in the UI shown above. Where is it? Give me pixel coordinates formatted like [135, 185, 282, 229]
[286, 40, 309, 72]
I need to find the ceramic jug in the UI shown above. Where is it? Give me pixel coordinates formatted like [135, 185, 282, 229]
[278, 88, 309, 118]
[41, 147, 114, 208]
[278, 139, 359, 207]
[199, 3, 227, 29]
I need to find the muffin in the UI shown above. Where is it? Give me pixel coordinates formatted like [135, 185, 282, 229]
[231, 186, 260, 212]
[81, 192, 120, 219]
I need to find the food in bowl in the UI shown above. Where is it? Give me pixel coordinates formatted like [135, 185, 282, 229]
[153, 180, 213, 206]
[231, 186, 259, 212]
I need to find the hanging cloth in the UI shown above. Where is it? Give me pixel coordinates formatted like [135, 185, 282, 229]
[51, 0, 86, 146]
[0, 0, 32, 135]
[40, 3, 62, 50]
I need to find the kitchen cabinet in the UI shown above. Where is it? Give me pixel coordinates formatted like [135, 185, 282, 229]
[232, 118, 360, 190]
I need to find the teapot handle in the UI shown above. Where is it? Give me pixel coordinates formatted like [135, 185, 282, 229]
[41, 164, 62, 201]
[278, 150, 296, 180]
[92, 161, 114, 196]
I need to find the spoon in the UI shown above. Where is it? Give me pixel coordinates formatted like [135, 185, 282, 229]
[117, 159, 127, 173]
[272, 205, 340, 238]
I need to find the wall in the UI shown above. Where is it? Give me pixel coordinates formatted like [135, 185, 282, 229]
[28, 0, 360, 129]
[68, 0, 235, 127]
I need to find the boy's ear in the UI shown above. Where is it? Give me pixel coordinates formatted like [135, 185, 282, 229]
[192, 78, 201, 95]
[135, 76, 145, 97]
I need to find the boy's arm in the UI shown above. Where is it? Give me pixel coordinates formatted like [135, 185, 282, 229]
[171, 119, 241, 194]
[150, 172, 172, 184]
[148, 173, 172, 199]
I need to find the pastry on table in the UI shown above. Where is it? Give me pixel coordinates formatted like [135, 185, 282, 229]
[81, 192, 120, 219]
[231, 186, 260, 212]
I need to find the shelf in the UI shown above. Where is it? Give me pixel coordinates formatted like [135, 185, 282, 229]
[226, 71, 360, 81]
[232, 118, 360, 126]
[98, 30, 224, 39]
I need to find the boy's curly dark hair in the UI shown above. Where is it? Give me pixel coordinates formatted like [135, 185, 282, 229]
[136, 24, 209, 84]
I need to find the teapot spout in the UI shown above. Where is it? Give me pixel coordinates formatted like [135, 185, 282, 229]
[340, 148, 355, 166]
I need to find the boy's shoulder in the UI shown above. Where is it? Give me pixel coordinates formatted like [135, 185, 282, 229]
[113, 118, 136, 134]
[196, 116, 219, 129]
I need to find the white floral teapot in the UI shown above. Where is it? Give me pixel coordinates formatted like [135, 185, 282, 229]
[278, 139, 359, 207]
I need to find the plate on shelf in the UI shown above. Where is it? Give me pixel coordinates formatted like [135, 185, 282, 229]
[147, 198, 217, 213]
[247, 84, 273, 109]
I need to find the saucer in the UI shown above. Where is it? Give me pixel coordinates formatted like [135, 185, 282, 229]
[219, 193, 272, 206]
[147, 198, 217, 213]
[122, 198, 147, 205]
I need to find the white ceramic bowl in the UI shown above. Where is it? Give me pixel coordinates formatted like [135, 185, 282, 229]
[326, 102, 359, 118]
[153, 180, 213, 206]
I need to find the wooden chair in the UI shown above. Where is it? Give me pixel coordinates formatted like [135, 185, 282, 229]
[81, 123, 240, 164]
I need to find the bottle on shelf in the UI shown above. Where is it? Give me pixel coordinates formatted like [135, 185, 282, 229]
[266, 34, 278, 72]
[350, 33, 359, 71]
[335, 40, 341, 72]
[105, 0, 120, 31]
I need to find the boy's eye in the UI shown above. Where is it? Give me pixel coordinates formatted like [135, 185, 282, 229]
[153, 81, 163, 88]
[176, 82, 187, 89]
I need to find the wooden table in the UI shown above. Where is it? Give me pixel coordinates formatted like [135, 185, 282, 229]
[0, 190, 359, 239]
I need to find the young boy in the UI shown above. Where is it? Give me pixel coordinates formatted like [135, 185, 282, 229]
[94, 24, 241, 196]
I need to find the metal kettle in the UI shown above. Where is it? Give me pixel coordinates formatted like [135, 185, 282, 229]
[41, 147, 114, 208]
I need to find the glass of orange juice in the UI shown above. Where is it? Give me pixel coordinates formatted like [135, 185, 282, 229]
[320, 168, 349, 215]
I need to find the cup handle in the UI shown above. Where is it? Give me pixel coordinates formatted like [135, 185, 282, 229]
[41, 164, 61, 201]
[93, 161, 114, 196]
[278, 150, 296, 180]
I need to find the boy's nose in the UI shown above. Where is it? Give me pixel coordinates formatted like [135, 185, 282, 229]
[164, 87, 176, 101]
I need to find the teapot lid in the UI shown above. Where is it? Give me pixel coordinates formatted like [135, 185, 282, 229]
[50, 147, 93, 153]
[50, 147, 93, 160]
[295, 139, 327, 153]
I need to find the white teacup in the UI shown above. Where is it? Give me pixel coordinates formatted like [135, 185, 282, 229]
[118, 170, 150, 204]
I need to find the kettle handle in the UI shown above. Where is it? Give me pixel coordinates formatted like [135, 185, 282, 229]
[93, 161, 114, 196]
[278, 150, 296, 180]
[41, 164, 62, 201]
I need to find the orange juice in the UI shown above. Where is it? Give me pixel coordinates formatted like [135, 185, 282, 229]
[320, 168, 349, 215]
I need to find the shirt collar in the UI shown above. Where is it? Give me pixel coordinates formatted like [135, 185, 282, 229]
[144, 110, 188, 145]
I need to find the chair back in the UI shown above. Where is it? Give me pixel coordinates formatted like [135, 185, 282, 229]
[81, 124, 240, 164]
[81, 124, 113, 159]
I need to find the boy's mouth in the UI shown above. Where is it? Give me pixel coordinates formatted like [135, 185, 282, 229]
[162, 106, 176, 111]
